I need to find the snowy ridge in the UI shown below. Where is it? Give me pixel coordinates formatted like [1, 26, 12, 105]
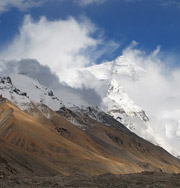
[0, 74, 63, 112]
[0, 73, 111, 128]
[104, 79, 149, 126]
[57, 105, 129, 133]
[57, 105, 111, 127]
[0, 74, 111, 128]
[107, 79, 142, 115]
[0, 76, 31, 111]
[10, 74, 64, 111]
[69, 105, 112, 125]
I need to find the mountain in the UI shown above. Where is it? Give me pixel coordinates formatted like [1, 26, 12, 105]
[0, 74, 180, 178]
[74, 56, 149, 130]
[0, 57, 179, 158]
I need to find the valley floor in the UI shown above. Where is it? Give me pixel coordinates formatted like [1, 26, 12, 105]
[1, 172, 180, 188]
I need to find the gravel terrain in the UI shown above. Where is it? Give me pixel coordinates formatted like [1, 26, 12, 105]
[1, 172, 180, 188]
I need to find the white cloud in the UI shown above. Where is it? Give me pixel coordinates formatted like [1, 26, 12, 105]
[118, 43, 180, 156]
[162, 0, 180, 8]
[75, 0, 143, 6]
[0, 0, 148, 14]
[0, 0, 107, 13]
[75, 0, 106, 6]
[0, 0, 44, 13]
[0, 15, 119, 84]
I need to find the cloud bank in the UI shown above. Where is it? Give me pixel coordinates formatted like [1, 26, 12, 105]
[118, 43, 180, 156]
[0, 15, 118, 85]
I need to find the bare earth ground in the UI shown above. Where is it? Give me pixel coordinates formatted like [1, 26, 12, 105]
[1, 172, 180, 188]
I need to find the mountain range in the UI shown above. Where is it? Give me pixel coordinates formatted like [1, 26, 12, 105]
[0, 62, 180, 178]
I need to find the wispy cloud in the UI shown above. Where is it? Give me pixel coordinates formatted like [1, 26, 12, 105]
[0, 0, 107, 14]
[0, 0, 149, 14]
[0, 0, 44, 14]
[162, 0, 180, 8]
[75, 0, 106, 6]
[118, 42, 180, 156]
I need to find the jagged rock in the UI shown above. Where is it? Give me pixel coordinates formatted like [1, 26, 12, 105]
[48, 90, 54, 96]
[12, 88, 27, 96]
[6, 77, 12, 85]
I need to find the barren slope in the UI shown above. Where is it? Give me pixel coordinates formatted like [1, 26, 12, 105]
[0, 99, 180, 177]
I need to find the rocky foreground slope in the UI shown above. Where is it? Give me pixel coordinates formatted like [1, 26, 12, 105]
[0, 99, 180, 177]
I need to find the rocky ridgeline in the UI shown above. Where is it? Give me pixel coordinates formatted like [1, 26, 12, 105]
[0, 77, 27, 97]
[0, 75, 63, 112]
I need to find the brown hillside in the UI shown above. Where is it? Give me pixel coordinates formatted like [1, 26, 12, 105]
[0, 99, 180, 177]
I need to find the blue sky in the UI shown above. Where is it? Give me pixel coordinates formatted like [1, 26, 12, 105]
[0, 0, 180, 64]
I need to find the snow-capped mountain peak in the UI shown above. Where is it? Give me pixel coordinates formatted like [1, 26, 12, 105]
[103, 78, 149, 129]
[112, 56, 145, 81]
[0, 76, 31, 110]
[75, 56, 149, 128]
[0, 74, 63, 112]
[107, 78, 142, 113]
